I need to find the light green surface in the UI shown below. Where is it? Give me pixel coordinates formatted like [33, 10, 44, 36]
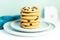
[0, 0, 60, 19]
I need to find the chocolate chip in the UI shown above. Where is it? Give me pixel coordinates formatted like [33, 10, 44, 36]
[28, 20, 30, 22]
[23, 12, 32, 14]
[35, 18, 38, 20]
[33, 7, 37, 9]
[30, 23, 32, 26]
[24, 9, 29, 11]
[21, 21, 24, 23]
[23, 12, 31, 13]
[35, 16, 39, 20]
[24, 9, 27, 10]
[32, 7, 37, 11]
[32, 9, 34, 11]
[23, 7, 25, 9]
[24, 25, 27, 27]
[37, 16, 39, 17]
[22, 15, 25, 17]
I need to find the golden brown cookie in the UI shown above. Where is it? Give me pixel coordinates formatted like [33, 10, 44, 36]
[21, 15, 39, 20]
[20, 6, 40, 29]
[20, 18, 40, 23]
[21, 22, 39, 26]
[21, 25, 39, 29]
[21, 22, 40, 29]
[21, 12, 39, 16]
[21, 6, 40, 12]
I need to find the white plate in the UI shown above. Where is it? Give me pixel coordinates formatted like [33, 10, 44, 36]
[3, 21, 55, 37]
[10, 20, 53, 33]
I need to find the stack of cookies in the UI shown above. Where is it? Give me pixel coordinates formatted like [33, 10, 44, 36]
[20, 6, 40, 29]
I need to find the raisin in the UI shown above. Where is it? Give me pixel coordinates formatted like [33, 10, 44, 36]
[30, 23, 32, 26]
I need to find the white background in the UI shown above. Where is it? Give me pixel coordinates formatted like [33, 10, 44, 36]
[0, 0, 60, 18]
[0, 0, 60, 40]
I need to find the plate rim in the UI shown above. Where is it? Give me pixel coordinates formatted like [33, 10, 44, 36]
[3, 22, 50, 37]
[10, 20, 52, 33]
[3, 21, 55, 37]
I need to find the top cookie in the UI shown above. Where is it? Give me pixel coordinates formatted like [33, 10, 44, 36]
[21, 6, 40, 12]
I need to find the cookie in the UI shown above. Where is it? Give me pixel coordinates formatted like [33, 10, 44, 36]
[21, 25, 39, 29]
[21, 6, 40, 12]
[20, 18, 40, 22]
[20, 6, 40, 29]
[21, 15, 39, 20]
[21, 22, 39, 29]
[21, 12, 39, 16]
[21, 22, 39, 26]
